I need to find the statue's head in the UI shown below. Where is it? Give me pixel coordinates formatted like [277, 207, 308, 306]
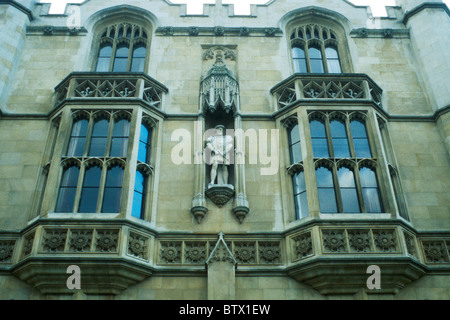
[214, 125, 225, 135]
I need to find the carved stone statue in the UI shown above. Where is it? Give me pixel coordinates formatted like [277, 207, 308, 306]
[206, 125, 234, 187]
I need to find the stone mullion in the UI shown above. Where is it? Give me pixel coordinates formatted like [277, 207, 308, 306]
[299, 109, 320, 218]
[321, 42, 329, 74]
[344, 114, 356, 159]
[104, 112, 115, 158]
[82, 112, 95, 158]
[331, 162, 343, 214]
[96, 162, 108, 213]
[121, 108, 139, 219]
[353, 163, 367, 214]
[369, 112, 395, 216]
[72, 160, 85, 213]
[40, 108, 73, 216]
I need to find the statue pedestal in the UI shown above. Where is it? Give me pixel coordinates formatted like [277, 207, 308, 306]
[205, 184, 234, 207]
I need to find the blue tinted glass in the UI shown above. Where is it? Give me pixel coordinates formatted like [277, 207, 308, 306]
[363, 188, 382, 213]
[312, 138, 329, 158]
[290, 142, 303, 164]
[341, 189, 360, 213]
[102, 166, 124, 213]
[310, 120, 326, 137]
[350, 120, 368, 138]
[316, 167, 334, 188]
[359, 167, 378, 187]
[67, 119, 89, 156]
[318, 189, 338, 213]
[132, 192, 143, 218]
[289, 124, 300, 144]
[105, 166, 124, 187]
[138, 125, 151, 163]
[83, 166, 101, 187]
[292, 47, 305, 59]
[79, 166, 101, 213]
[338, 167, 356, 188]
[293, 171, 306, 194]
[294, 192, 309, 219]
[60, 166, 80, 187]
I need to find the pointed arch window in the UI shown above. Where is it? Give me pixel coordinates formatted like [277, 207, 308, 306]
[308, 111, 385, 214]
[95, 23, 149, 73]
[289, 24, 344, 74]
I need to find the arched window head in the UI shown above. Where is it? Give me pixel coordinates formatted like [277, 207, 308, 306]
[110, 118, 130, 157]
[95, 23, 149, 73]
[89, 118, 110, 157]
[310, 119, 329, 158]
[289, 24, 345, 74]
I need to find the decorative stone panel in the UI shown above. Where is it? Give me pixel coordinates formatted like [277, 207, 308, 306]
[292, 232, 313, 261]
[68, 229, 93, 253]
[184, 241, 207, 264]
[322, 229, 347, 253]
[421, 240, 450, 263]
[21, 232, 35, 259]
[0, 240, 16, 264]
[160, 241, 182, 264]
[258, 242, 282, 264]
[41, 229, 67, 253]
[233, 241, 256, 264]
[127, 232, 149, 261]
[94, 229, 120, 253]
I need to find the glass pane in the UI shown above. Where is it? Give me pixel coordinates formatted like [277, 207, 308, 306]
[363, 188, 382, 213]
[353, 139, 372, 158]
[327, 59, 341, 73]
[290, 142, 303, 164]
[332, 138, 350, 158]
[338, 167, 360, 213]
[102, 188, 122, 213]
[96, 58, 110, 72]
[341, 188, 360, 213]
[132, 171, 146, 219]
[325, 47, 339, 59]
[316, 167, 334, 187]
[309, 47, 322, 59]
[83, 166, 101, 187]
[359, 167, 378, 187]
[318, 189, 338, 213]
[293, 171, 306, 194]
[79, 166, 101, 212]
[60, 166, 79, 187]
[289, 124, 300, 144]
[102, 166, 124, 213]
[138, 124, 151, 163]
[79, 187, 99, 212]
[67, 119, 88, 157]
[113, 58, 128, 72]
[310, 59, 324, 73]
[351, 120, 371, 157]
[312, 138, 329, 158]
[294, 192, 309, 219]
[310, 120, 326, 137]
[292, 47, 305, 59]
[89, 119, 109, 156]
[330, 120, 350, 158]
[110, 119, 130, 157]
[131, 57, 145, 72]
[99, 45, 112, 58]
[56, 187, 77, 213]
[132, 192, 144, 219]
[350, 120, 368, 138]
[133, 46, 146, 58]
[56, 166, 79, 212]
[338, 167, 356, 187]
[294, 58, 308, 73]
[105, 166, 124, 187]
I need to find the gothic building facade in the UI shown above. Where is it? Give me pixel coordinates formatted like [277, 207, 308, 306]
[0, 0, 449, 300]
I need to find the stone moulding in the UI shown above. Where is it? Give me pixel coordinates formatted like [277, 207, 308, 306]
[155, 26, 282, 37]
[1, 219, 450, 296]
[53, 72, 169, 109]
[205, 184, 235, 207]
[270, 73, 383, 110]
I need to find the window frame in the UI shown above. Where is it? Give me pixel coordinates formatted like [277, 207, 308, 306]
[93, 23, 150, 73]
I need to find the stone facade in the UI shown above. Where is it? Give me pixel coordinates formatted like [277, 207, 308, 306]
[0, 0, 449, 300]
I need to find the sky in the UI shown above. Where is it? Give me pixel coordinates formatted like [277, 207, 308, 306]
[40, 0, 450, 16]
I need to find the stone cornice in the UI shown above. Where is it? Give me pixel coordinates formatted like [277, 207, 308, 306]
[0, 0, 33, 21]
[403, 2, 450, 25]
[155, 26, 282, 37]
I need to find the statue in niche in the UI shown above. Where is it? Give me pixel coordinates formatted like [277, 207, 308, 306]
[206, 125, 234, 187]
